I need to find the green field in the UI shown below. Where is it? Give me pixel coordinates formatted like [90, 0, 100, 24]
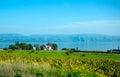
[0, 50, 120, 77]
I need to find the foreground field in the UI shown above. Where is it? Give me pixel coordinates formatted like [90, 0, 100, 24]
[0, 50, 120, 77]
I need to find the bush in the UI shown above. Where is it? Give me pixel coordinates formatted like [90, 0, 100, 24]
[36, 72, 43, 77]
[65, 51, 70, 55]
[62, 48, 69, 50]
[65, 49, 74, 55]
[70, 48, 76, 52]
[81, 54, 86, 57]
[3, 48, 8, 51]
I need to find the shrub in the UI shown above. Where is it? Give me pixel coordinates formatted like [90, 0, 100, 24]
[70, 48, 76, 52]
[3, 48, 8, 51]
[81, 54, 86, 57]
[36, 72, 43, 77]
[62, 48, 69, 50]
[65, 49, 74, 55]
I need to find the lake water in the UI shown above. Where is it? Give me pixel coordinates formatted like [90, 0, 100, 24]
[0, 41, 120, 51]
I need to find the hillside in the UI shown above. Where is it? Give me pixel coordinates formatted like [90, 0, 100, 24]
[0, 34, 120, 42]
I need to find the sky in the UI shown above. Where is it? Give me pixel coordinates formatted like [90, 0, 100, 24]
[0, 0, 120, 35]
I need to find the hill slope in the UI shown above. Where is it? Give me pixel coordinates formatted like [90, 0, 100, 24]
[0, 34, 120, 42]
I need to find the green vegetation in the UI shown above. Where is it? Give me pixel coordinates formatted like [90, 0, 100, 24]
[4, 42, 58, 51]
[9, 42, 33, 50]
[0, 50, 120, 77]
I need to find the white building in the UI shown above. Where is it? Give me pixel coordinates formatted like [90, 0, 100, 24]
[43, 45, 52, 50]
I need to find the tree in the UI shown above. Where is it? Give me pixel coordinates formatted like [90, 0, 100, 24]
[34, 44, 40, 50]
[62, 48, 69, 50]
[27, 44, 33, 50]
[9, 44, 16, 50]
[15, 41, 20, 46]
[40, 44, 45, 50]
[52, 43, 58, 50]
[46, 43, 52, 46]
[15, 41, 20, 49]
[19, 42, 27, 50]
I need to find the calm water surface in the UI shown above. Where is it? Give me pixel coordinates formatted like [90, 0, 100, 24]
[0, 41, 120, 51]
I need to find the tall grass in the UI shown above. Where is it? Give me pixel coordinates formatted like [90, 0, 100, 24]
[0, 50, 120, 77]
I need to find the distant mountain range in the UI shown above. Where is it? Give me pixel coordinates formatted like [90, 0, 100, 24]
[0, 33, 120, 43]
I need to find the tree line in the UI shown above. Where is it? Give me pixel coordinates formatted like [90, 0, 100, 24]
[3, 42, 58, 51]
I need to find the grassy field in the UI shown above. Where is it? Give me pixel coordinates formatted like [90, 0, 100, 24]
[0, 50, 120, 77]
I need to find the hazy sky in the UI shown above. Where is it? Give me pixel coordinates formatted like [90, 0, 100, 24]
[0, 0, 120, 35]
